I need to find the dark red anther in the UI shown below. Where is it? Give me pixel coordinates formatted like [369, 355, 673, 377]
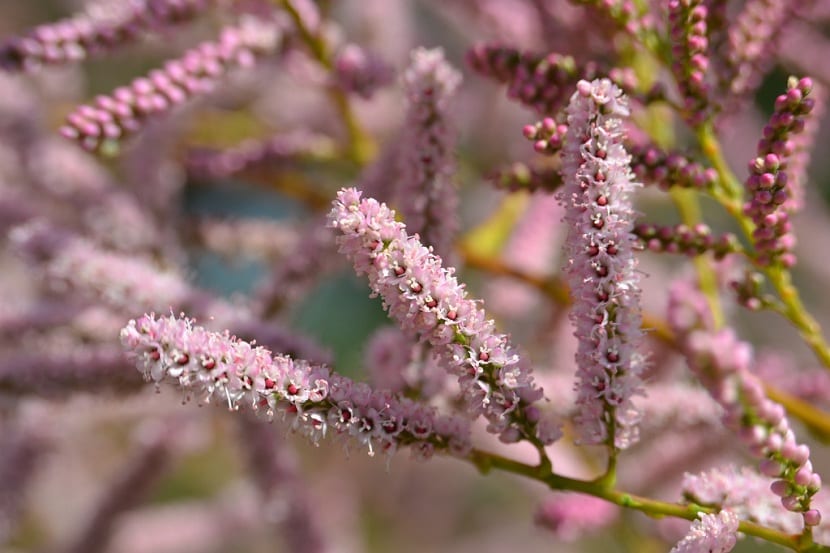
[446, 310, 458, 321]
[478, 351, 490, 362]
[587, 244, 600, 257]
[287, 383, 299, 395]
[149, 348, 161, 361]
[606, 243, 618, 255]
[596, 194, 608, 206]
[394, 265, 406, 277]
[264, 378, 276, 389]
[606, 350, 619, 363]
[201, 357, 216, 370]
[425, 297, 437, 308]
[175, 352, 189, 365]
[410, 281, 422, 293]
[595, 264, 608, 277]
[592, 216, 605, 229]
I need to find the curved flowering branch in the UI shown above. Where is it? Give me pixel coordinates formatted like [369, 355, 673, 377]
[682, 465, 823, 537]
[557, 79, 646, 452]
[328, 188, 560, 447]
[120, 314, 472, 460]
[0, 0, 212, 72]
[669, 281, 822, 531]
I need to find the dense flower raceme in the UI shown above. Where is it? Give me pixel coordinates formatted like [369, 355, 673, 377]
[0, 0, 211, 72]
[121, 314, 472, 460]
[557, 79, 646, 450]
[743, 76, 816, 267]
[60, 16, 280, 153]
[396, 47, 461, 261]
[668, 281, 822, 526]
[668, 0, 711, 125]
[328, 188, 561, 446]
[669, 510, 740, 553]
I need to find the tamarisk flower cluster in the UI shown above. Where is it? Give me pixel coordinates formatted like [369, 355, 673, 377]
[120, 313, 472, 460]
[744, 76, 815, 267]
[669, 282, 822, 527]
[682, 465, 817, 535]
[0, 0, 211, 72]
[396, 47, 461, 260]
[557, 79, 646, 450]
[669, 510, 740, 553]
[328, 188, 560, 445]
[60, 16, 280, 153]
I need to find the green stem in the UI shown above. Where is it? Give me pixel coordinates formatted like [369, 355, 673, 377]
[468, 448, 825, 552]
[696, 124, 830, 370]
[767, 267, 830, 369]
[278, 0, 375, 166]
[670, 187, 725, 329]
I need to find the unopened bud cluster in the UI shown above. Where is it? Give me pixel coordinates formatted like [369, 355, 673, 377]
[60, 17, 279, 153]
[629, 144, 717, 190]
[634, 223, 738, 259]
[744, 76, 815, 267]
[0, 0, 211, 72]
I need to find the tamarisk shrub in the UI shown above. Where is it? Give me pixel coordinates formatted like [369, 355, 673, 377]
[1, 1, 830, 552]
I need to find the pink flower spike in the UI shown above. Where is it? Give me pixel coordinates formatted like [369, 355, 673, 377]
[328, 188, 560, 446]
[120, 313, 471, 460]
[557, 78, 646, 451]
